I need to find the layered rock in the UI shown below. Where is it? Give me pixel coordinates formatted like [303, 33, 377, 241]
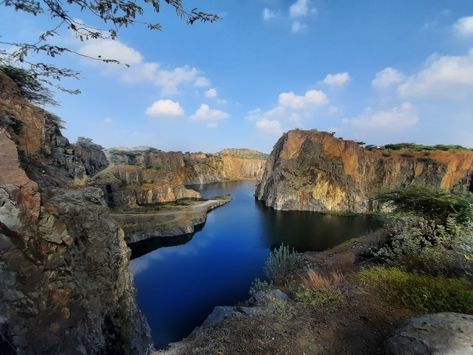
[95, 147, 266, 209]
[0, 73, 152, 354]
[256, 130, 473, 212]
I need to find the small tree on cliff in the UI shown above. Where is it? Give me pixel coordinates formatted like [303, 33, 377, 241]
[0, 0, 219, 95]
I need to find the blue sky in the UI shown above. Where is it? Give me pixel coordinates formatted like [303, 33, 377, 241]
[1, 0, 473, 153]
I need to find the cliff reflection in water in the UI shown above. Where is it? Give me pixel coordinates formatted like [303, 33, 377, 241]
[130, 180, 380, 349]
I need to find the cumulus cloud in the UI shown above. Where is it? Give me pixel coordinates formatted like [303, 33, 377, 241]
[78, 39, 210, 95]
[205, 88, 218, 98]
[79, 39, 143, 65]
[256, 118, 283, 134]
[344, 103, 419, 131]
[323, 72, 351, 87]
[289, 0, 315, 18]
[372, 67, 406, 89]
[145, 100, 184, 118]
[454, 16, 473, 36]
[194, 77, 211, 88]
[288, 0, 316, 34]
[263, 8, 278, 21]
[398, 49, 473, 98]
[190, 104, 229, 127]
[279, 89, 328, 109]
[291, 21, 308, 33]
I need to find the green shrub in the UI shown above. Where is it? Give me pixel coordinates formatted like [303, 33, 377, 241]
[295, 286, 344, 309]
[400, 152, 414, 158]
[358, 266, 473, 313]
[376, 216, 451, 261]
[374, 186, 473, 224]
[264, 244, 304, 280]
[249, 278, 273, 297]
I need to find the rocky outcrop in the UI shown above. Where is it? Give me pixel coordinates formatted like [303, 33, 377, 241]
[95, 147, 266, 209]
[112, 197, 231, 244]
[0, 73, 152, 354]
[386, 313, 473, 354]
[256, 130, 473, 212]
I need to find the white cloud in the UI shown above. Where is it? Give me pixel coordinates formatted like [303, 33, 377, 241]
[291, 21, 308, 33]
[454, 16, 473, 36]
[145, 100, 184, 118]
[194, 77, 211, 87]
[79, 39, 143, 65]
[104, 117, 113, 124]
[279, 89, 328, 109]
[288, 0, 316, 33]
[328, 106, 340, 115]
[372, 67, 406, 89]
[398, 49, 473, 98]
[205, 88, 218, 98]
[344, 103, 419, 131]
[190, 104, 229, 127]
[263, 8, 278, 21]
[256, 118, 283, 135]
[78, 39, 210, 95]
[323, 72, 351, 87]
[289, 0, 315, 18]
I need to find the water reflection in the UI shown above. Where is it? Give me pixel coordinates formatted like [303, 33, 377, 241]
[130, 180, 380, 349]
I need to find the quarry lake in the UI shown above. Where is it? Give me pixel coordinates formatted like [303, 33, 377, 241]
[130, 180, 380, 349]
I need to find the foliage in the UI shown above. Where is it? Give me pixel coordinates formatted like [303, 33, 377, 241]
[264, 244, 304, 280]
[381, 143, 472, 152]
[1, 0, 219, 93]
[358, 266, 473, 313]
[76, 137, 103, 149]
[0, 65, 57, 105]
[304, 269, 344, 289]
[376, 216, 452, 262]
[249, 278, 273, 297]
[295, 286, 344, 309]
[267, 299, 296, 320]
[374, 186, 473, 224]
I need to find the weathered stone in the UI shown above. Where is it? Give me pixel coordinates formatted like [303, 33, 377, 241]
[386, 312, 473, 355]
[0, 72, 152, 354]
[251, 289, 290, 306]
[94, 147, 267, 209]
[256, 130, 473, 212]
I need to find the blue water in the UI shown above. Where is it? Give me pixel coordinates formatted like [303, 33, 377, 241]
[130, 180, 379, 349]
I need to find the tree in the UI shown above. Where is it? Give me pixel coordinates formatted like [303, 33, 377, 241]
[0, 0, 219, 95]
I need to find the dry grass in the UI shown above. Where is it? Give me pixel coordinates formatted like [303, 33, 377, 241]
[303, 269, 345, 290]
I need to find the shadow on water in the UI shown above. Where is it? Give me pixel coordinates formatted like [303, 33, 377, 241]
[130, 180, 381, 349]
[129, 224, 204, 260]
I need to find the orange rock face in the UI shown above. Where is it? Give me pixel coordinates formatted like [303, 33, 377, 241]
[98, 148, 267, 208]
[256, 130, 473, 212]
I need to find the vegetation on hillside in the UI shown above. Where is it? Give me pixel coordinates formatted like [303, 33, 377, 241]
[364, 142, 472, 152]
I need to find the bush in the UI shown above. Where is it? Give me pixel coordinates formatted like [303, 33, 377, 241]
[376, 216, 451, 261]
[295, 286, 344, 309]
[374, 186, 473, 224]
[249, 278, 273, 297]
[358, 266, 473, 313]
[264, 244, 304, 280]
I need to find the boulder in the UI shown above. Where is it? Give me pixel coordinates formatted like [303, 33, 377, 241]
[386, 312, 473, 355]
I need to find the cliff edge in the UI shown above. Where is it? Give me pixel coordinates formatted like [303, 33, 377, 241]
[256, 130, 473, 212]
[0, 73, 152, 354]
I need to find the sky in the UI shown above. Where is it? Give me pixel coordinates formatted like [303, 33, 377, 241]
[1, 0, 473, 153]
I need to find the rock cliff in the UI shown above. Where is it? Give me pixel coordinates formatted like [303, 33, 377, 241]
[0, 73, 152, 354]
[256, 130, 473, 212]
[94, 147, 266, 209]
